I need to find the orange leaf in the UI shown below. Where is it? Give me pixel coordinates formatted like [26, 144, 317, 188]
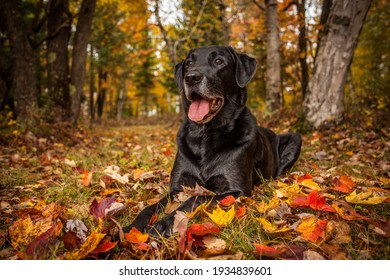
[254, 244, 280, 258]
[331, 202, 370, 221]
[219, 195, 236, 206]
[297, 173, 313, 183]
[292, 190, 335, 212]
[331, 175, 355, 193]
[296, 216, 328, 243]
[135, 242, 151, 251]
[91, 237, 118, 254]
[65, 229, 106, 260]
[124, 227, 149, 243]
[148, 213, 158, 226]
[235, 206, 246, 218]
[187, 223, 220, 236]
[82, 171, 93, 186]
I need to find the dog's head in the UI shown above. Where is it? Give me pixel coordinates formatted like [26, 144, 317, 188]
[174, 46, 257, 124]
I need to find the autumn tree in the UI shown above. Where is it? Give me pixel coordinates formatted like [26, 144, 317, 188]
[47, 0, 72, 122]
[0, 0, 38, 125]
[264, 0, 282, 112]
[303, 0, 372, 128]
[70, 0, 96, 125]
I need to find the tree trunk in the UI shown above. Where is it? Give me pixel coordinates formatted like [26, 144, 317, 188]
[0, 0, 38, 124]
[47, 0, 71, 122]
[297, 0, 309, 100]
[315, 0, 333, 59]
[96, 67, 107, 119]
[70, 0, 96, 125]
[265, 0, 281, 112]
[89, 44, 95, 121]
[303, 0, 372, 129]
[218, 0, 230, 45]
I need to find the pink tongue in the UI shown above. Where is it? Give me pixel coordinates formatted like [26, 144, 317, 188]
[188, 98, 210, 121]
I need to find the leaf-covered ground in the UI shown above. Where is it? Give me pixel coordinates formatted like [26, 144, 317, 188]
[0, 116, 389, 260]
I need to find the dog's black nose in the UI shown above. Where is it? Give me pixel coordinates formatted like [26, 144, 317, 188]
[185, 72, 203, 86]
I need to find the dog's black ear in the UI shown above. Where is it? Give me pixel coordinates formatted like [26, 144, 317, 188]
[174, 61, 184, 92]
[228, 47, 257, 88]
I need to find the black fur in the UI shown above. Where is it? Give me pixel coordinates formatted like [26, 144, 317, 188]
[123, 46, 301, 237]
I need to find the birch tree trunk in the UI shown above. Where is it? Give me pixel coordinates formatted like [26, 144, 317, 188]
[265, 0, 281, 112]
[303, 0, 372, 128]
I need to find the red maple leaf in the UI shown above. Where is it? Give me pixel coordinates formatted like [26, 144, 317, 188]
[89, 196, 116, 220]
[91, 237, 118, 254]
[254, 244, 280, 258]
[219, 195, 236, 206]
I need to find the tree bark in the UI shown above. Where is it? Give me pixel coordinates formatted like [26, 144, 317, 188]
[315, 0, 333, 59]
[96, 67, 107, 120]
[0, 0, 38, 124]
[70, 0, 96, 125]
[47, 0, 71, 122]
[265, 0, 281, 112]
[303, 0, 372, 128]
[297, 0, 309, 100]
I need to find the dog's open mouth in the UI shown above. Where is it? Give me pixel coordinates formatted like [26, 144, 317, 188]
[188, 92, 224, 123]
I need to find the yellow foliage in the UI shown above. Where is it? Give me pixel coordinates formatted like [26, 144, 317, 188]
[205, 205, 235, 227]
[345, 190, 389, 205]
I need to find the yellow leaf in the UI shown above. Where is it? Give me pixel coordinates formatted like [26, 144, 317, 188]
[256, 218, 291, 233]
[345, 190, 389, 205]
[9, 215, 55, 250]
[66, 228, 106, 260]
[257, 195, 280, 214]
[296, 216, 328, 243]
[205, 205, 235, 227]
[299, 179, 321, 191]
[187, 201, 211, 219]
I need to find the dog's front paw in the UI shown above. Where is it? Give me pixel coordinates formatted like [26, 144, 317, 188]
[149, 216, 174, 238]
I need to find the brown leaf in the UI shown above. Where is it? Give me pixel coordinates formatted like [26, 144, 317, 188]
[201, 236, 226, 256]
[65, 228, 106, 260]
[62, 230, 81, 251]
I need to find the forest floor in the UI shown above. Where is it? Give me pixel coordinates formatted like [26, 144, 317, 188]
[0, 112, 389, 260]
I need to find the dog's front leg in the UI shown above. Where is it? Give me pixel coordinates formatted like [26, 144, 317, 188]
[149, 190, 244, 237]
[123, 194, 170, 233]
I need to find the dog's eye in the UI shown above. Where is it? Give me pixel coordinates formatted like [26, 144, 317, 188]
[214, 58, 223, 66]
[186, 60, 193, 67]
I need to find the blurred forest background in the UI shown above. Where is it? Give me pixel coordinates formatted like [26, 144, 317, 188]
[0, 0, 388, 129]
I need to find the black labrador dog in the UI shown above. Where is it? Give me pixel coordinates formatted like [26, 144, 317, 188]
[123, 46, 301, 237]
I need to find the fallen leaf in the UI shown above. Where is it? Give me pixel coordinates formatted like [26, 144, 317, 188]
[205, 205, 235, 227]
[82, 170, 93, 186]
[9, 215, 55, 250]
[62, 230, 80, 251]
[66, 228, 106, 260]
[331, 202, 370, 221]
[202, 236, 226, 256]
[173, 211, 189, 236]
[124, 227, 148, 243]
[257, 195, 280, 214]
[24, 221, 63, 259]
[91, 237, 118, 254]
[345, 190, 389, 205]
[331, 175, 356, 193]
[219, 195, 235, 206]
[303, 250, 326, 260]
[235, 206, 246, 218]
[296, 216, 328, 243]
[187, 223, 220, 236]
[65, 219, 88, 242]
[326, 220, 352, 244]
[292, 190, 335, 212]
[299, 179, 321, 191]
[256, 218, 291, 233]
[89, 196, 116, 220]
[253, 244, 280, 258]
